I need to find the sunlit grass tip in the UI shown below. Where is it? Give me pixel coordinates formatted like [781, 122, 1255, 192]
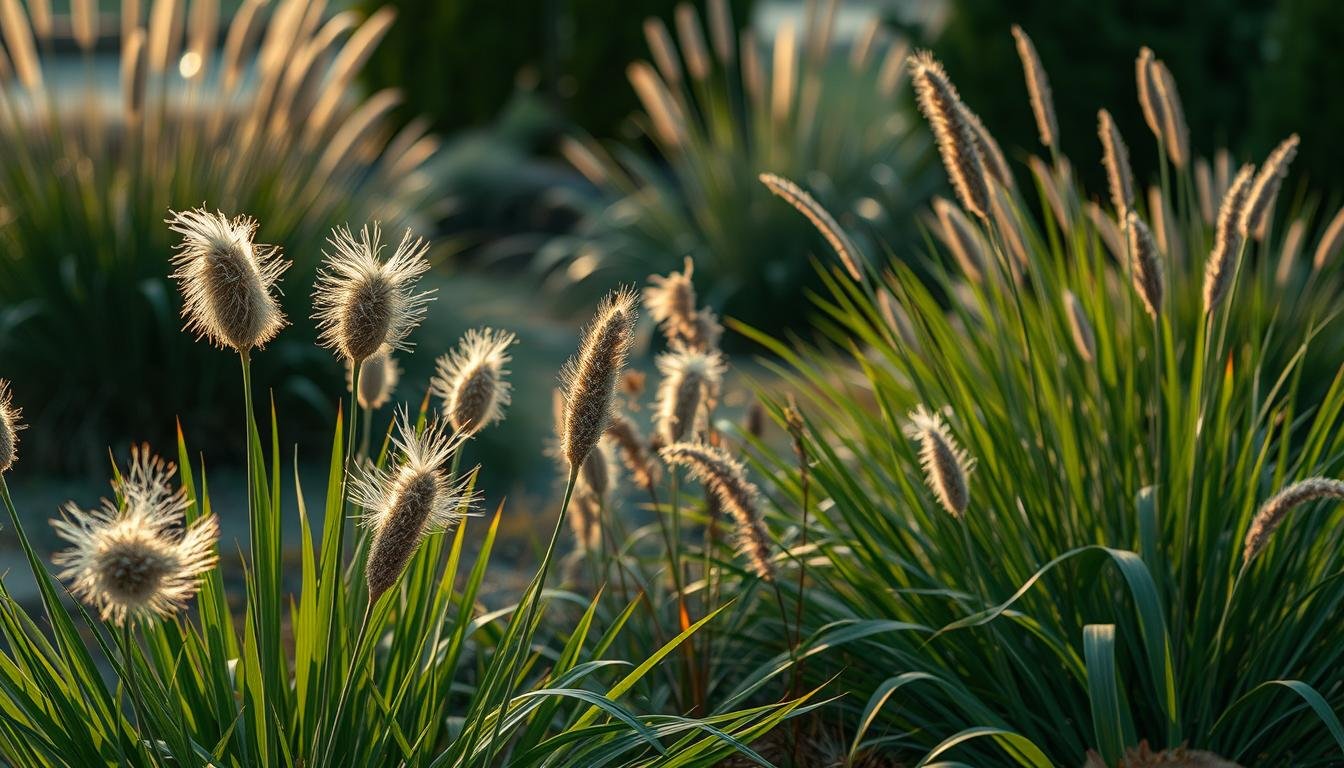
[661, 441, 775, 581]
[907, 50, 990, 220]
[655, 343, 726, 445]
[1240, 134, 1299, 240]
[1203, 163, 1257, 315]
[1098, 108, 1134, 215]
[431, 327, 517, 436]
[758, 172, 865, 283]
[0, 379, 22, 474]
[1126, 211, 1165, 320]
[1011, 25, 1058, 149]
[1243, 478, 1344, 564]
[559, 287, 639, 471]
[903, 405, 973, 519]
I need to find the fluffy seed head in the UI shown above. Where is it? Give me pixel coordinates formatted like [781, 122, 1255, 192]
[1240, 134, 1299, 240]
[606, 415, 661, 490]
[1153, 60, 1189, 167]
[1063, 290, 1096, 363]
[432, 328, 516, 435]
[559, 288, 639, 470]
[1126, 212, 1164, 320]
[644, 257, 700, 344]
[758, 173, 865, 282]
[903, 405, 973, 518]
[314, 224, 435, 363]
[1098, 109, 1134, 216]
[963, 107, 1014, 190]
[1203, 163, 1256, 315]
[1243, 478, 1344, 564]
[52, 447, 219, 626]
[167, 208, 289, 353]
[1136, 48, 1166, 142]
[662, 442, 774, 580]
[908, 51, 990, 220]
[347, 344, 400, 410]
[0, 380, 22, 473]
[655, 344, 726, 445]
[352, 411, 473, 603]
[1011, 25, 1057, 148]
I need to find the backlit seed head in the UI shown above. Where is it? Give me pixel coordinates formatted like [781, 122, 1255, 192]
[662, 442, 774, 581]
[1011, 25, 1057, 149]
[1153, 60, 1189, 168]
[644, 257, 698, 344]
[908, 51, 990, 220]
[1126, 212, 1165, 320]
[559, 288, 638, 470]
[431, 328, 516, 436]
[313, 224, 435, 363]
[903, 405, 973, 518]
[1239, 134, 1299, 240]
[759, 173, 865, 283]
[606, 414, 660, 490]
[0, 380, 23, 473]
[932, 196, 986, 283]
[1098, 109, 1134, 216]
[1063, 290, 1096, 363]
[52, 447, 219, 625]
[347, 344, 400, 410]
[1203, 164, 1256, 315]
[1136, 47, 1166, 142]
[1243, 478, 1344, 564]
[167, 208, 289, 353]
[352, 411, 473, 603]
[655, 344, 726, 445]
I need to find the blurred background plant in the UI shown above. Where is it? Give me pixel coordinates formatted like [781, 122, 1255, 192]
[0, 0, 437, 471]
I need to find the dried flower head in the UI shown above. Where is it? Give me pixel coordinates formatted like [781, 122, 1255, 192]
[933, 196, 985, 282]
[1010, 25, 1057, 148]
[908, 51, 990, 220]
[0, 380, 22, 473]
[644, 257, 699, 343]
[1240, 134, 1299, 241]
[1243, 478, 1344, 564]
[655, 344, 726, 445]
[52, 448, 219, 625]
[314, 224, 435, 363]
[1135, 47, 1166, 144]
[662, 442, 774, 580]
[1063, 290, 1096, 363]
[559, 288, 639, 470]
[758, 173, 865, 282]
[352, 411, 473, 603]
[606, 415, 660, 490]
[903, 405, 973, 518]
[432, 328, 517, 436]
[167, 208, 289, 353]
[347, 345, 400, 410]
[1203, 163, 1256, 315]
[1126, 212, 1164, 320]
[1098, 109, 1134, 216]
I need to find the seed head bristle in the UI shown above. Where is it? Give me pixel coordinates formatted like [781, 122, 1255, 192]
[963, 106, 1014, 190]
[932, 196, 985, 282]
[347, 344, 400, 410]
[643, 257, 703, 346]
[1126, 212, 1164, 320]
[1136, 47, 1166, 143]
[990, 181, 1029, 271]
[1243, 478, 1344, 564]
[431, 327, 516, 436]
[0, 380, 22, 474]
[1314, 205, 1344, 272]
[758, 173, 865, 282]
[1098, 108, 1134, 216]
[1152, 60, 1189, 167]
[606, 414, 660, 490]
[1063, 290, 1096, 363]
[903, 405, 973, 518]
[655, 344, 726, 446]
[661, 442, 774, 581]
[52, 447, 219, 626]
[167, 208, 289, 354]
[908, 50, 990, 220]
[559, 288, 639, 470]
[1240, 134, 1300, 241]
[1203, 163, 1256, 315]
[352, 411, 473, 603]
[1010, 25, 1057, 148]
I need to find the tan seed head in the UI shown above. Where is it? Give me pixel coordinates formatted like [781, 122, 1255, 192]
[559, 288, 638, 470]
[908, 50, 990, 220]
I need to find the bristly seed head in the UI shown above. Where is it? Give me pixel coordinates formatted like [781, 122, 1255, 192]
[431, 328, 517, 436]
[1136, 47, 1166, 143]
[1203, 163, 1257, 315]
[932, 196, 985, 283]
[352, 410, 474, 603]
[313, 224, 435, 363]
[758, 173, 866, 283]
[661, 442, 774, 581]
[903, 405, 973, 518]
[655, 343, 726, 446]
[559, 288, 639, 470]
[1098, 109, 1134, 216]
[606, 414, 661, 490]
[644, 257, 700, 345]
[908, 51, 990, 220]
[1010, 25, 1057, 149]
[1243, 478, 1344, 564]
[1152, 59, 1189, 168]
[347, 344, 400, 410]
[1126, 212, 1165, 320]
[0, 380, 23, 474]
[1240, 134, 1299, 241]
[52, 446, 219, 626]
[167, 208, 289, 354]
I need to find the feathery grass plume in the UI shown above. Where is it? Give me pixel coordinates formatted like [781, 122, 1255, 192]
[52, 448, 219, 626]
[932, 196, 985, 283]
[758, 173, 864, 282]
[903, 405, 973, 518]
[347, 344, 399, 410]
[606, 415, 660, 490]
[1098, 109, 1134, 215]
[431, 328, 517, 436]
[1153, 60, 1189, 167]
[1243, 478, 1344, 564]
[655, 344, 727, 445]
[1010, 25, 1057, 148]
[909, 50, 990, 220]
[1240, 134, 1300, 240]
[644, 256, 701, 345]
[1063, 290, 1096, 363]
[1147, 185, 1183, 265]
[1028, 156, 1070, 234]
[167, 208, 289, 354]
[0, 380, 22, 473]
[690, 306, 725, 352]
[352, 411, 473, 603]
[559, 288, 639, 471]
[1126, 212, 1164, 320]
[1276, 218, 1308, 287]
[1087, 202, 1126, 261]
[964, 107, 1014, 190]
[1203, 163, 1256, 315]
[1136, 47, 1166, 143]
[661, 442, 774, 581]
[1314, 205, 1344, 272]
[1195, 157, 1216, 225]
[313, 224, 434, 363]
